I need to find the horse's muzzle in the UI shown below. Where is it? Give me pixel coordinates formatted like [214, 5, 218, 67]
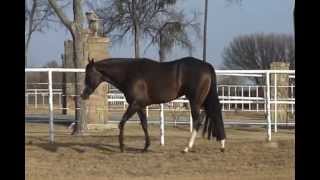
[80, 93, 89, 100]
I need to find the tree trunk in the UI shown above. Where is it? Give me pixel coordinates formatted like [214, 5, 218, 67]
[159, 33, 165, 62]
[134, 24, 140, 58]
[71, 29, 87, 135]
[25, 33, 32, 67]
[25, 33, 32, 95]
[132, 0, 140, 58]
[48, 0, 87, 135]
[293, 0, 295, 34]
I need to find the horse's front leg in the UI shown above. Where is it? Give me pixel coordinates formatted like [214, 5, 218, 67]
[137, 109, 150, 152]
[119, 103, 139, 152]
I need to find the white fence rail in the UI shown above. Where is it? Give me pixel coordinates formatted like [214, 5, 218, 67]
[25, 68, 295, 143]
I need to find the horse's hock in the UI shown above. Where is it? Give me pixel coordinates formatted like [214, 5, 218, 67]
[63, 32, 112, 130]
[270, 61, 290, 123]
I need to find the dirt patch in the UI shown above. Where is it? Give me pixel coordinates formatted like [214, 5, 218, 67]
[26, 123, 294, 180]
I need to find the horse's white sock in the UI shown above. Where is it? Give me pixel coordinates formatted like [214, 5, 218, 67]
[184, 130, 197, 152]
[220, 139, 225, 152]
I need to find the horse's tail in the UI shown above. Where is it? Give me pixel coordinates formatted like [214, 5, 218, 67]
[202, 67, 226, 141]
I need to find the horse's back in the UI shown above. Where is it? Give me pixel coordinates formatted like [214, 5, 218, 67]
[175, 57, 214, 82]
[99, 57, 215, 105]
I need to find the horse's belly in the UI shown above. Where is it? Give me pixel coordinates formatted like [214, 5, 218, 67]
[148, 88, 179, 104]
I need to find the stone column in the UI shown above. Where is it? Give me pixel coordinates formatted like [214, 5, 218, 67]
[270, 61, 290, 125]
[84, 36, 111, 129]
[62, 11, 115, 130]
[63, 36, 113, 129]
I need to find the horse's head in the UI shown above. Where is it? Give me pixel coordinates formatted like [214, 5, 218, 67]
[80, 58, 103, 100]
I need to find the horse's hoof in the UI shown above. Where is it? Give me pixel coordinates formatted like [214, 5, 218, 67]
[182, 147, 189, 153]
[141, 149, 148, 153]
[220, 148, 225, 153]
[120, 146, 125, 153]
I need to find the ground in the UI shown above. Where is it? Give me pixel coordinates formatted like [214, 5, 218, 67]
[25, 123, 294, 180]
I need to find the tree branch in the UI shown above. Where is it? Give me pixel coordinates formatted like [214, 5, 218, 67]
[73, 0, 84, 26]
[48, 0, 72, 30]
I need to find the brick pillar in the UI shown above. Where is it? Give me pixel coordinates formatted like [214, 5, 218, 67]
[270, 62, 290, 125]
[63, 36, 113, 129]
[83, 36, 111, 128]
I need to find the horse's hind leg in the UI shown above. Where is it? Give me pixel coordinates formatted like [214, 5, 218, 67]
[183, 80, 210, 153]
[183, 103, 202, 153]
[119, 102, 139, 152]
[137, 109, 150, 152]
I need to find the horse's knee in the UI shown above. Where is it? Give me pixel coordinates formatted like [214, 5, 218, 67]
[119, 121, 126, 130]
[194, 121, 202, 131]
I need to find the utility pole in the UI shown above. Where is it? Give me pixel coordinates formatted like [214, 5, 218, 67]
[203, 0, 208, 62]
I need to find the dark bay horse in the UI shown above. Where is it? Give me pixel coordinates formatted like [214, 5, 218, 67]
[80, 57, 226, 153]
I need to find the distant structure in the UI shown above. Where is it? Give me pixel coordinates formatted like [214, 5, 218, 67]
[85, 11, 100, 37]
[62, 11, 111, 129]
[270, 61, 290, 129]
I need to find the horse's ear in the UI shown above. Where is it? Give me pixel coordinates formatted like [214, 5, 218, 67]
[88, 57, 94, 65]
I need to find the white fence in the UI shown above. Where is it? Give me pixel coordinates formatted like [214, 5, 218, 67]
[25, 68, 295, 144]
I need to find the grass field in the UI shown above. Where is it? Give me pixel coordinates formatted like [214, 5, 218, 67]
[25, 122, 294, 180]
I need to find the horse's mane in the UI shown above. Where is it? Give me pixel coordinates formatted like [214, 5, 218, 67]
[93, 57, 206, 69]
[95, 58, 158, 66]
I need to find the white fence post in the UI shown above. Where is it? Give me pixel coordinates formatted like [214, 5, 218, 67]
[146, 106, 149, 118]
[42, 93, 45, 105]
[25, 75, 27, 102]
[34, 89, 37, 109]
[274, 73, 278, 133]
[59, 92, 62, 106]
[160, 104, 165, 146]
[189, 112, 193, 132]
[222, 86, 225, 111]
[48, 70, 54, 143]
[266, 72, 272, 141]
[291, 84, 294, 114]
[228, 86, 231, 110]
[241, 86, 244, 111]
[256, 86, 259, 112]
[248, 86, 251, 110]
[26, 94, 29, 105]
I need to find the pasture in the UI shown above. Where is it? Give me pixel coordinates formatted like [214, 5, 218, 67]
[25, 122, 294, 180]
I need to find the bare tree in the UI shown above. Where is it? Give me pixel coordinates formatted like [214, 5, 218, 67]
[43, 60, 60, 68]
[48, 0, 87, 134]
[25, 0, 68, 67]
[222, 33, 295, 84]
[145, 10, 201, 62]
[88, 0, 178, 58]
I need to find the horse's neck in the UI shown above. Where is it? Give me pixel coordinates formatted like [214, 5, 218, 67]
[95, 62, 127, 91]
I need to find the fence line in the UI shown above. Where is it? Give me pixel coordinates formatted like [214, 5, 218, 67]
[25, 68, 295, 143]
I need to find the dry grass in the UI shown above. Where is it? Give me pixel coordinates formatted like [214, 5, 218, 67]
[25, 123, 294, 180]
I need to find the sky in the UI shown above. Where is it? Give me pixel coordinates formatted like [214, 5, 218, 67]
[26, 0, 294, 68]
